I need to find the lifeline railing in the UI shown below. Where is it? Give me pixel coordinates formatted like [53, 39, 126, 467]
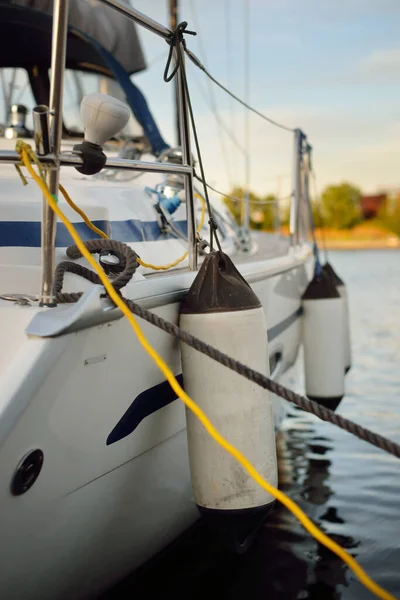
[0, 0, 310, 306]
[0, 0, 197, 306]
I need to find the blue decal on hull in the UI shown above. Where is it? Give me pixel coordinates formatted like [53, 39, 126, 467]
[107, 307, 304, 445]
[106, 375, 184, 445]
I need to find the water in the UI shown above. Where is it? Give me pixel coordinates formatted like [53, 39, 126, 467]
[106, 250, 400, 600]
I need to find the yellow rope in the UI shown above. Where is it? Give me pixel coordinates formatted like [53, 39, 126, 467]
[59, 182, 206, 271]
[59, 184, 109, 240]
[138, 252, 189, 270]
[16, 142, 397, 600]
[15, 139, 46, 185]
[134, 193, 206, 271]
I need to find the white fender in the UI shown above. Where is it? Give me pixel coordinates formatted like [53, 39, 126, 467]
[180, 252, 277, 538]
[323, 262, 352, 373]
[302, 270, 345, 410]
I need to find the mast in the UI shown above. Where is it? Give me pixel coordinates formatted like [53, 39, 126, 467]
[169, 0, 181, 146]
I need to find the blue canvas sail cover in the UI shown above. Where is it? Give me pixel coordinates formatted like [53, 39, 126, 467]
[11, 0, 146, 74]
[2, 0, 169, 153]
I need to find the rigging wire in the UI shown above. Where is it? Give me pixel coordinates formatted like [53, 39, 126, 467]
[224, 0, 238, 177]
[242, 0, 251, 229]
[311, 170, 329, 262]
[188, 0, 234, 188]
[15, 142, 398, 600]
[58, 182, 206, 271]
[224, 0, 236, 149]
[195, 174, 281, 205]
[163, 24, 223, 252]
[189, 69, 246, 155]
[184, 45, 295, 134]
[182, 61, 223, 253]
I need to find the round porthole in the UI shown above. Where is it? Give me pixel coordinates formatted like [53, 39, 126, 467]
[11, 449, 44, 496]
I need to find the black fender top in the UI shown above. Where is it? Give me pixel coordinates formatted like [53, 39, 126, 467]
[302, 268, 340, 301]
[322, 262, 345, 288]
[181, 251, 261, 314]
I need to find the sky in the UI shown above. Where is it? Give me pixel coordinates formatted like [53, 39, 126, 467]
[130, 0, 400, 198]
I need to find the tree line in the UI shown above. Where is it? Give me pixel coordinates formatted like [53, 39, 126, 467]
[224, 183, 400, 236]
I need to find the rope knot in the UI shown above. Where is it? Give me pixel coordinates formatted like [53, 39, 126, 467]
[15, 140, 32, 155]
[14, 139, 46, 184]
[15, 140, 33, 185]
[164, 21, 196, 83]
[208, 217, 218, 232]
[168, 21, 196, 48]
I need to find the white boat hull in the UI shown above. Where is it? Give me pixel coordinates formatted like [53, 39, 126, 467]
[0, 245, 311, 599]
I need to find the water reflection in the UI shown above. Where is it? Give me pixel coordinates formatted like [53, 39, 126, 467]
[278, 410, 355, 600]
[104, 251, 400, 600]
[104, 406, 359, 600]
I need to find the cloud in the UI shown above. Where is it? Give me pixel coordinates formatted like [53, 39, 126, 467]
[247, 0, 400, 28]
[277, 49, 400, 89]
[316, 123, 400, 193]
[280, 0, 400, 19]
[362, 48, 400, 78]
[130, 0, 400, 196]
[189, 103, 400, 197]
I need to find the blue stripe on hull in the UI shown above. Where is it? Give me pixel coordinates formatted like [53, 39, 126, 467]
[0, 219, 188, 247]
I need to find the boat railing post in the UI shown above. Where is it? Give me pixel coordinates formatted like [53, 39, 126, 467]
[98, 0, 171, 39]
[290, 128, 302, 247]
[40, 0, 69, 306]
[33, 106, 50, 156]
[169, 0, 181, 146]
[303, 140, 312, 241]
[176, 45, 197, 271]
[274, 198, 280, 236]
[297, 134, 306, 243]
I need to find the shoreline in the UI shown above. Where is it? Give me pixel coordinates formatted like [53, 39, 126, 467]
[277, 226, 400, 249]
[320, 238, 400, 250]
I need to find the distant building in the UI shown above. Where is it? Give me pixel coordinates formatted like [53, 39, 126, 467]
[360, 194, 386, 219]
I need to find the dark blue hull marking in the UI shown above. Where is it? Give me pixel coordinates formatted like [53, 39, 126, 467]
[0, 220, 109, 247]
[106, 374, 184, 445]
[107, 307, 303, 445]
[268, 306, 303, 342]
[0, 219, 188, 247]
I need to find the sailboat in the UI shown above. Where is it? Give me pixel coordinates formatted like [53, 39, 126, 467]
[0, 1, 316, 598]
